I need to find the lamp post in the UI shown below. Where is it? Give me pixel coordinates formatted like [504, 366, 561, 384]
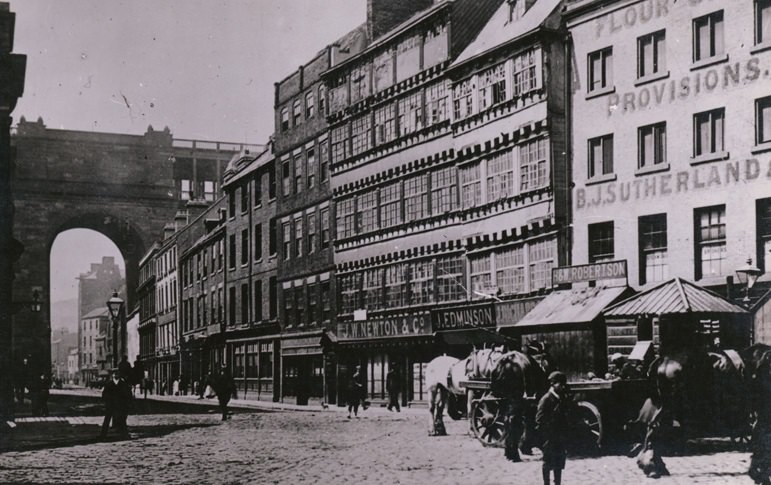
[106, 291, 125, 369]
[735, 258, 762, 304]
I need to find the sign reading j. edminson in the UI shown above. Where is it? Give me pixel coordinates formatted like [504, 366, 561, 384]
[552, 261, 627, 285]
[432, 303, 495, 331]
[336, 314, 431, 341]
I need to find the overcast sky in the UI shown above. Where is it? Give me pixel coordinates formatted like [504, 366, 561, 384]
[12, 0, 366, 305]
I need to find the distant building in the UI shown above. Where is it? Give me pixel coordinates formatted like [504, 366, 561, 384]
[79, 307, 110, 385]
[67, 348, 79, 384]
[77, 256, 124, 319]
[51, 328, 77, 381]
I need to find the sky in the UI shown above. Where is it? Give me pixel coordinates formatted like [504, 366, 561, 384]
[11, 0, 366, 304]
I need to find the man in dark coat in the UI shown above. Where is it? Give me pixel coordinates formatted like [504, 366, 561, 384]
[535, 371, 572, 485]
[101, 369, 132, 438]
[347, 366, 366, 418]
[118, 355, 133, 382]
[213, 366, 236, 421]
[386, 364, 401, 412]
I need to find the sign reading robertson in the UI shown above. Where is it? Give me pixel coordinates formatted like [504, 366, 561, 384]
[336, 314, 431, 341]
[552, 261, 627, 285]
[433, 303, 495, 331]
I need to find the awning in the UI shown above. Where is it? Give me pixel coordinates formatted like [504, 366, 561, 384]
[281, 334, 323, 356]
[604, 277, 748, 317]
[514, 286, 631, 328]
[435, 328, 510, 346]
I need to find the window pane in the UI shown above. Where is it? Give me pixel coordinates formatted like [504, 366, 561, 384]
[714, 14, 724, 55]
[762, 1, 771, 43]
[761, 99, 771, 143]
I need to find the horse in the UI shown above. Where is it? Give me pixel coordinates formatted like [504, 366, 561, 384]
[489, 350, 549, 461]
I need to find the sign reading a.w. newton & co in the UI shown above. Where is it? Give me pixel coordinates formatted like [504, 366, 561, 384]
[552, 261, 628, 285]
[336, 314, 431, 341]
[432, 303, 495, 331]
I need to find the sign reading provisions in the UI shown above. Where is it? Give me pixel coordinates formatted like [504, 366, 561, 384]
[336, 314, 431, 341]
[432, 303, 495, 331]
[552, 261, 627, 285]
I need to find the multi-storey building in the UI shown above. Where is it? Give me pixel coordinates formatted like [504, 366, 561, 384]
[178, 200, 227, 390]
[222, 144, 280, 401]
[79, 307, 109, 385]
[137, 243, 158, 384]
[325, 0, 507, 405]
[564, 0, 771, 343]
[274, 24, 369, 406]
[154, 229, 180, 392]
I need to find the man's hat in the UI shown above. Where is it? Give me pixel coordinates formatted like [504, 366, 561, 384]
[548, 371, 567, 384]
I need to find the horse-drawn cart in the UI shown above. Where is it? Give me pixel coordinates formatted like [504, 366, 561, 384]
[460, 377, 651, 452]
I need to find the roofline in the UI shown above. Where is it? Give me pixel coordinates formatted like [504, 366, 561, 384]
[562, 0, 624, 22]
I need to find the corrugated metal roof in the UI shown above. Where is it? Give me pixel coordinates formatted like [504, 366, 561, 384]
[451, 0, 562, 68]
[512, 286, 628, 328]
[604, 277, 748, 317]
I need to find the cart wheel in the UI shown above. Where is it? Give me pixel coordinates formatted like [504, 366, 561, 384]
[571, 401, 603, 454]
[470, 397, 507, 448]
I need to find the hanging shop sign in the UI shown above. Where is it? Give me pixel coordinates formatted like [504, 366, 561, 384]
[336, 313, 432, 341]
[432, 303, 495, 331]
[552, 261, 627, 285]
[495, 297, 543, 327]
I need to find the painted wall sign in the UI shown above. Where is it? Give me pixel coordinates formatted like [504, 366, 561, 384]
[552, 261, 628, 285]
[433, 303, 495, 331]
[495, 298, 542, 326]
[336, 314, 431, 341]
[594, 0, 671, 38]
[608, 58, 763, 117]
[576, 158, 771, 210]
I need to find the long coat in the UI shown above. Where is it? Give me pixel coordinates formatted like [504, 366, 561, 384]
[102, 378, 132, 414]
[535, 389, 571, 469]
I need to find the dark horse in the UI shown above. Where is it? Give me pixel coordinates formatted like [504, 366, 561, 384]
[490, 351, 549, 462]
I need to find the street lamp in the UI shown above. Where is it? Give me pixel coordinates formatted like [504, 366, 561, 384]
[735, 258, 762, 304]
[106, 291, 125, 369]
[12, 287, 43, 314]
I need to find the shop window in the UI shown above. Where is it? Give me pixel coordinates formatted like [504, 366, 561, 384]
[470, 254, 492, 299]
[380, 182, 402, 229]
[364, 268, 384, 311]
[306, 146, 316, 189]
[638, 30, 666, 79]
[307, 283, 317, 326]
[588, 47, 613, 93]
[280, 107, 289, 132]
[431, 166, 457, 215]
[241, 229, 249, 265]
[385, 264, 408, 308]
[529, 238, 556, 291]
[404, 174, 428, 222]
[357, 190, 379, 234]
[180, 179, 193, 200]
[282, 221, 291, 261]
[757, 198, 771, 272]
[460, 162, 482, 209]
[756, 96, 771, 145]
[695, 205, 726, 278]
[305, 92, 315, 119]
[479, 63, 506, 111]
[321, 281, 331, 323]
[398, 90, 423, 137]
[426, 81, 449, 126]
[331, 124, 349, 164]
[292, 99, 302, 126]
[228, 234, 236, 269]
[693, 108, 724, 157]
[436, 255, 465, 302]
[259, 342, 273, 378]
[693, 11, 724, 62]
[351, 115, 372, 156]
[589, 222, 615, 263]
[320, 208, 330, 249]
[410, 259, 434, 305]
[294, 215, 303, 258]
[520, 138, 549, 192]
[639, 214, 669, 285]
[588, 134, 614, 179]
[307, 212, 316, 255]
[254, 223, 262, 261]
[638, 122, 667, 169]
[496, 245, 525, 295]
[487, 149, 515, 202]
[513, 49, 538, 95]
[453, 78, 474, 120]
[336, 198, 356, 240]
[281, 157, 291, 197]
[293, 153, 304, 194]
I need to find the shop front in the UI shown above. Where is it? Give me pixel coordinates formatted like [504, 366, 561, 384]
[432, 302, 507, 356]
[281, 332, 325, 406]
[333, 311, 435, 407]
[228, 331, 280, 402]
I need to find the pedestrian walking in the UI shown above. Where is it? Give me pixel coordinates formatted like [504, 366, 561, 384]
[213, 366, 235, 421]
[118, 355, 132, 382]
[100, 369, 132, 439]
[347, 365, 366, 419]
[535, 371, 572, 485]
[34, 374, 51, 417]
[386, 364, 401, 412]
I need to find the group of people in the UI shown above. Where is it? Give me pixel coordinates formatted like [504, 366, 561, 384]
[14, 357, 52, 417]
[345, 364, 402, 419]
[197, 366, 237, 421]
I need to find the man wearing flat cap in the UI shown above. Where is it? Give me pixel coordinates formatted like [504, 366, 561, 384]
[535, 371, 572, 485]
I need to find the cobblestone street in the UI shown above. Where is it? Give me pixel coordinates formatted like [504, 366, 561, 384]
[0, 405, 756, 485]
